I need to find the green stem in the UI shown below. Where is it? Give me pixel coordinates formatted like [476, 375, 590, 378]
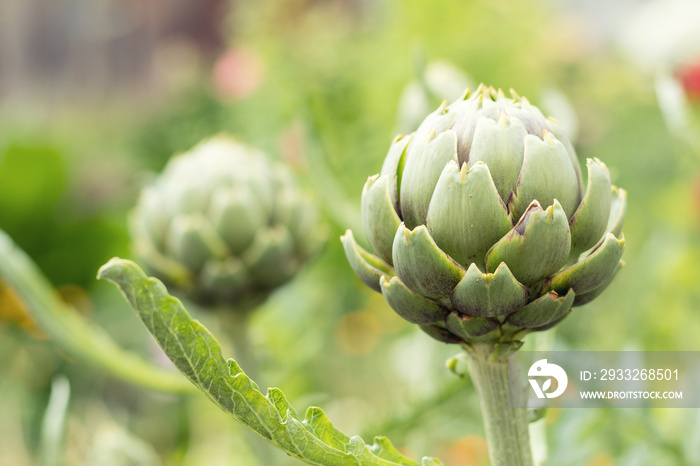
[0, 231, 195, 394]
[217, 306, 274, 465]
[465, 343, 533, 466]
[39, 375, 70, 466]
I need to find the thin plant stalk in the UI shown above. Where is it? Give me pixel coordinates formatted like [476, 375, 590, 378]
[465, 342, 534, 466]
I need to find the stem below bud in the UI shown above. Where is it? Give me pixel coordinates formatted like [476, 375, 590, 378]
[464, 342, 534, 466]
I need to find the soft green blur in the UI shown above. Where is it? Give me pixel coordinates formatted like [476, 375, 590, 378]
[2, 0, 700, 465]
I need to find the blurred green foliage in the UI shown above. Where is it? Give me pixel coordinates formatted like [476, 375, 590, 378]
[2, 0, 700, 465]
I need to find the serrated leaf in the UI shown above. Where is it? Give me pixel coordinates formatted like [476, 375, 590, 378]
[268, 388, 301, 421]
[98, 258, 442, 466]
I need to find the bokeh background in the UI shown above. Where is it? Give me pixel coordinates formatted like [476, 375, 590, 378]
[2, 0, 700, 465]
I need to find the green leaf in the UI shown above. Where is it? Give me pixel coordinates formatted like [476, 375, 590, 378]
[0, 230, 194, 394]
[98, 258, 442, 466]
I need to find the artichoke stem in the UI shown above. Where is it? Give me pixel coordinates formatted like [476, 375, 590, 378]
[218, 306, 277, 464]
[219, 307, 259, 382]
[464, 342, 534, 466]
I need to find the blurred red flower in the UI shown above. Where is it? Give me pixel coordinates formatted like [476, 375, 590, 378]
[212, 48, 265, 100]
[678, 59, 700, 100]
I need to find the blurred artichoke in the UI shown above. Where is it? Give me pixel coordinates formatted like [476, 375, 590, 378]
[342, 85, 626, 345]
[130, 135, 321, 309]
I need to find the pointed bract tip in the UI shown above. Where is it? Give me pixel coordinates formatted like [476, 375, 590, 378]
[616, 187, 628, 198]
[427, 129, 437, 142]
[380, 275, 391, 287]
[509, 88, 521, 100]
[437, 100, 448, 114]
[392, 134, 404, 143]
[493, 261, 514, 275]
[544, 205, 554, 221]
[525, 199, 544, 212]
[513, 200, 543, 234]
[545, 200, 562, 220]
[459, 162, 469, 182]
[542, 130, 555, 145]
[498, 110, 509, 127]
[446, 158, 459, 169]
[462, 87, 471, 100]
[591, 157, 607, 169]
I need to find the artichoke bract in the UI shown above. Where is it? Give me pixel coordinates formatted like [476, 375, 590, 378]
[342, 85, 626, 345]
[130, 136, 321, 309]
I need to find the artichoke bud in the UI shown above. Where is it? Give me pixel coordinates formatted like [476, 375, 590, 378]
[130, 135, 323, 309]
[343, 85, 626, 345]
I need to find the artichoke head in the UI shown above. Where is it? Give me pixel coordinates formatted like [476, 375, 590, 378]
[130, 135, 321, 309]
[343, 85, 626, 345]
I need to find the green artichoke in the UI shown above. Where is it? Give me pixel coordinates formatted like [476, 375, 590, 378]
[342, 85, 626, 344]
[130, 135, 321, 308]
